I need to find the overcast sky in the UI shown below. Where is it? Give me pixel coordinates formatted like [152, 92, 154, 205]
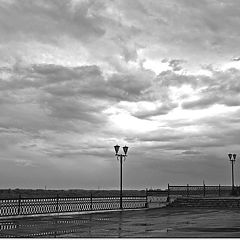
[1, 0, 240, 190]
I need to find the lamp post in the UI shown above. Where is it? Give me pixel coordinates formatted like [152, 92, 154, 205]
[228, 153, 237, 194]
[114, 145, 129, 209]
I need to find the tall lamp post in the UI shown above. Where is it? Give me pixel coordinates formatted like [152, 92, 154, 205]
[114, 145, 129, 209]
[228, 153, 237, 194]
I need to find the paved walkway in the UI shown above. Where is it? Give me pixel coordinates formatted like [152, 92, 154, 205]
[1, 207, 240, 237]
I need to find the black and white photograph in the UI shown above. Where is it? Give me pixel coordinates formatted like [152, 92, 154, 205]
[1, 0, 240, 238]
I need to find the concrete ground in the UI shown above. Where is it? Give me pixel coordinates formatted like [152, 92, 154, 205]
[1, 207, 240, 238]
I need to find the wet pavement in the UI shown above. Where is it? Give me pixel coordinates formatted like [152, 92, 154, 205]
[1, 207, 240, 237]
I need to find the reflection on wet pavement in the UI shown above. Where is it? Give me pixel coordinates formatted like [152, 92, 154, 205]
[1, 208, 240, 237]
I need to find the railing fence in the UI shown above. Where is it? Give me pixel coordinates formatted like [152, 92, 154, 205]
[1, 185, 234, 217]
[0, 194, 147, 217]
[145, 184, 237, 202]
[167, 184, 234, 199]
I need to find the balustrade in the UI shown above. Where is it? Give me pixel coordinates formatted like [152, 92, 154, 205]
[0, 195, 146, 217]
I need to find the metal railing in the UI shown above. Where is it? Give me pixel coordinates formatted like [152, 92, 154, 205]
[146, 184, 236, 201]
[0, 194, 147, 217]
[167, 184, 233, 199]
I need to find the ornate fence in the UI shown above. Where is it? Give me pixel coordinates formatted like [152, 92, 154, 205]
[167, 184, 233, 198]
[0, 195, 147, 217]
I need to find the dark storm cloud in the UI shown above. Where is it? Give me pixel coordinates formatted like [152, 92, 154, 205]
[0, 61, 155, 143]
[1, 64, 103, 90]
[1, 62, 153, 102]
[0, 65, 113, 135]
[2, 60, 240, 159]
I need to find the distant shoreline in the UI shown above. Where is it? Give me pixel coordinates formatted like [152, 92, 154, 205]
[0, 189, 147, 199]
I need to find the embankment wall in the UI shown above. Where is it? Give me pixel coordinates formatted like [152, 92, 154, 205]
[168, 197, 240, 208]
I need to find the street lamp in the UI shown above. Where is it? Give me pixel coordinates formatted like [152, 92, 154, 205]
[228, 153, 237, 194]
[114, 145, 129, 209]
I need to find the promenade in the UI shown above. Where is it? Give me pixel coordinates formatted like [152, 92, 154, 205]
[1, 207, 240, 237]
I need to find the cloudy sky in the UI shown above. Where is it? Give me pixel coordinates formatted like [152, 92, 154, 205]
[1, 0, 240, 190]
